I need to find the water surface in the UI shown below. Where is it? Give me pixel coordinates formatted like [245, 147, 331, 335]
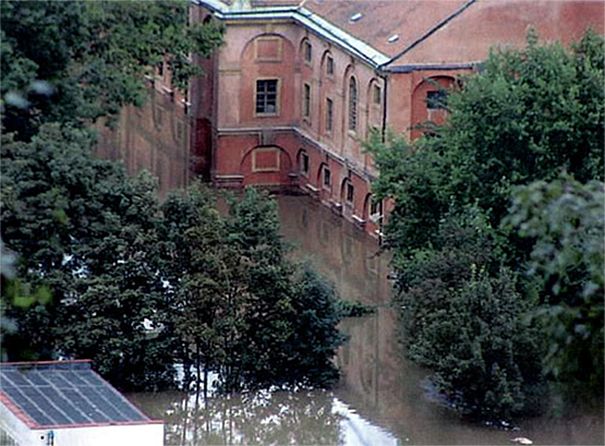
[129, 195, 603, 446]
[110, 94, 603, 445]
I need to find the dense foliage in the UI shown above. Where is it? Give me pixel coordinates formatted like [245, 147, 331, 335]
[367, 31, 604, 419]
[506, 177, 604, 389]
[1, 125, 177, 389]
[1, 0, 223, 137]
[161, 186, 345, 393]
[1, 1, 345, 393]
[1, 126, 346, 392]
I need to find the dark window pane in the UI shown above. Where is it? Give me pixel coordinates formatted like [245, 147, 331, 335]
[426, 90, 448, 109]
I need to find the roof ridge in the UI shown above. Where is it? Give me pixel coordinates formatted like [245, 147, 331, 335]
[380, 0, 477, 69]
[0, 359, 92, 367]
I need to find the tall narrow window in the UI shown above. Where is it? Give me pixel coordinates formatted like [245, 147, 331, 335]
[348, 77, 358, 131]
[346, 182, 354, 203]
[326, 98, 333, 132]
[370, 196, 383, 218]
[326, 55, 334, 75]
[303, 40, 312, 63]
[300, 152, 309, 175]
[303, 83, 311, 118]
[256, 79, 278, 115]
[323, 168, 331, 188]
[373, 85, 381, 105]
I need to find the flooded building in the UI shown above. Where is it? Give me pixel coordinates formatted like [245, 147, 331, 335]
[103, 0, 602, 236]
[187, 0, 603, 236]
[0, 360, 163, 446]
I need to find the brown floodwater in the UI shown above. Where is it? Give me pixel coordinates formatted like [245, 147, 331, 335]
[106, 93, 603, 445]
[128, 195, 604, 446]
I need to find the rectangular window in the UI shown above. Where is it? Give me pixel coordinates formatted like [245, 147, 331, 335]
[326, 56, 334, 75]
[300, 152, 309, 175]
[373, 85, 381, 105]
[426, 90, 447, 110]
[304, 41, 312, 63]
[303, 83, 311, 118]
[346, 182, 354, 203]
[256, 79, 279, 115]
[326, 98, 333, 132]
[323, 168, 331, 188]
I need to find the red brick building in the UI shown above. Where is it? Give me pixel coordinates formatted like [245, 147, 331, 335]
[189, 0, 603, 237]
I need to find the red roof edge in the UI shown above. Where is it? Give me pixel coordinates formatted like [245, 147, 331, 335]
[0, 391, 39, 429]
[0, 359, 93, 366]
[29, 419, 165, 430]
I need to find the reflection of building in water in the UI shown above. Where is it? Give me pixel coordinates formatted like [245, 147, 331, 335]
[277, 199, 604, 446]
[96, 84, 192, 197]
[277, 195, 390, 305]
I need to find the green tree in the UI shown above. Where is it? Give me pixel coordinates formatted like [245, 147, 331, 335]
[366, 31, 604, 418]
[1, 124, 176, 390]
[505, 176, 604, 389]
[393, 208, 543, 419]
[161, 186, 345, 393]
[1, 0, 223, 137]
[160, 184, 248, 394]
[368, 30, 604, 254]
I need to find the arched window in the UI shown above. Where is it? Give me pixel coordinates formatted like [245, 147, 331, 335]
[301, 38, 312, 64]
[348, 77, 358, 131]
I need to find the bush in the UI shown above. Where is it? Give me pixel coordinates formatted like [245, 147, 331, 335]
[396, 209, 544, 419]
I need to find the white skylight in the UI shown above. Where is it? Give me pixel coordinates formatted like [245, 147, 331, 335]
[350, 12, 363, 22]
[387, 34, 400, 43]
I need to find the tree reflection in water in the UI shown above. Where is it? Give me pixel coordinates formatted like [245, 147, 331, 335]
[130, 389, 343, 446]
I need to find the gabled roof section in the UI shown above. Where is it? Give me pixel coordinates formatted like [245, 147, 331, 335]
[197, 0, 604, 70]
[304, 0, 470, 58]
[0, 360, 160, 429]
[388, 0, 605, 66]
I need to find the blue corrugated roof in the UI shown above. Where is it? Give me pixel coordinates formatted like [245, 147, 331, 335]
[0, 361, 152, 428]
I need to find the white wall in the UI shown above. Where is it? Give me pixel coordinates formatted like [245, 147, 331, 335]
[0, 402, 43, 445]
[53, 423, 164, 446]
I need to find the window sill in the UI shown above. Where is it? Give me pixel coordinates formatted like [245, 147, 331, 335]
[255, 112, 280, 118]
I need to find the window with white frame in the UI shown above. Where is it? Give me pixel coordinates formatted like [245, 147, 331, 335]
[256, 79, 279, 115]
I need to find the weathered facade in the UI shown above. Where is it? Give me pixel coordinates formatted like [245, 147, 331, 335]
[183, 0, 602, 236]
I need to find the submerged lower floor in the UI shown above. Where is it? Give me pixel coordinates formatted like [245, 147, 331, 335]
[212, 126, 386, 238]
